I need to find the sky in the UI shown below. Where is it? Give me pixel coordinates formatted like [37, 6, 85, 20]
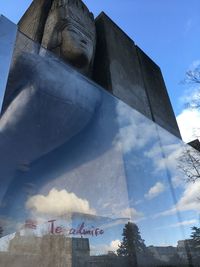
[1, 0, 200, 142]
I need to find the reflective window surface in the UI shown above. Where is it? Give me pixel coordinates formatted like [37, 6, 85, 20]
[0, 19, 200, 267]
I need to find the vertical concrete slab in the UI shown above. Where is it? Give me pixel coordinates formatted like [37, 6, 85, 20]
[0, 16, 17, 113]
[18, 0, 53, 43]
[136, 46, 181, 138]
[188, 139, 200, 152]
[93, 13, 152, 120]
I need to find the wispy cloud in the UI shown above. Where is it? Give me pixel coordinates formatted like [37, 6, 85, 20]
[156, 219, 198, 230]
[169, 219, 198, 228]
[154, 180, 200, 218]
[189, 59, 200, 70]
[113, 101, 156, 153]
[119, 207, 145, 222]
[91, 239, 121, 255]
[184, 18, 193, 34]
[145, 182, 166, 200]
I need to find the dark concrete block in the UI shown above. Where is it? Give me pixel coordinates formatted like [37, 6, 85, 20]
[188, 139, 200, 152]
[93, 12, 152, 120]
[18, 0, 53, 43]
[93, 12, 181, 139]
[136, 46, 181, 138]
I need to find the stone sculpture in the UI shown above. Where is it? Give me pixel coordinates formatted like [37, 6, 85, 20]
[41, 0, 96, 76]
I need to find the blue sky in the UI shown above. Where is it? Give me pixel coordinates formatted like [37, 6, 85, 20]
[1, 0, 200, 142]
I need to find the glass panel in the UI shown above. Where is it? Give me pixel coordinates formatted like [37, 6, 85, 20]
[0, 16, 17, 111]
[0, 24, 199, 267]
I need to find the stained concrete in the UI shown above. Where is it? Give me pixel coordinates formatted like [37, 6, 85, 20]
[18, 0, 53, 43]
[93, 12, 181, 139]
[188, 139, 200, 152]
[93, 12, 152, 121]
[136, 46, 181, 138]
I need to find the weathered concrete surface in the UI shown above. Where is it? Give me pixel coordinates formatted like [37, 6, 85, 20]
[0, 235, 89, 267]
[18, 0, 96, 76]
[188, 139, 200, 152]
[18, 0, 53, 43]
[136, 47, 181, 138]
[41, 0, 96, 76]
[93, 12, 152, 120]
[93, 12, 181, 139]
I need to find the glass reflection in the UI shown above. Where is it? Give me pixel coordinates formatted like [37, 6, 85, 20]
[0, 25, 200, 267]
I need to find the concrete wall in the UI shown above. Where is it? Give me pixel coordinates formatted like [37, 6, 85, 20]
[93, 12, 152, 121]
[93, 12, 181, 139]
[136, 46, 181, 138]
[18, 0, 53, 43]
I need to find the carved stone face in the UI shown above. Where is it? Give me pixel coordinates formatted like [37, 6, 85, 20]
[42, 0, 96, 74]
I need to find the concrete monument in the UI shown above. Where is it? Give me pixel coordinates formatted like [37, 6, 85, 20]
[16, 0, 181, 138]
[93, 13, 181, 138]
[41, 0, 96, 75]
[18, 0, 96, 76]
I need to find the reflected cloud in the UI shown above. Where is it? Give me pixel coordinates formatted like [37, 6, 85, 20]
[169, 219, 198, 228]
[144, 135, 187, 188]
[119, 207, 144, 222]
[145, 182, 166, 200]
[155, 180, 200, 217]
[113, 101, 155, 153]
[26, 188, 96, 216]
[156, 219, 198, 230]
[91, 239, 121, 255]
[99, 218, 128, 231]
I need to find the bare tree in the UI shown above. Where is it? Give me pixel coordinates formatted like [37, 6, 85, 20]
[183, 64, 200, 109]
[177, 145, 200, 183]
[185, 66, 200, 85]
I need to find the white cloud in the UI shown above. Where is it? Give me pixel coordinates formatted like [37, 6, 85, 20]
[189, 59, 200, 70]
[169, 219, 198, 228]
[145, 182, 166, 200]
[110, 239, 121, 252]
[143, 132, 188, 188]
[119, 207, 144, 221]
[156, 219, 198, 230]
[91, 239, 121, 255]
[155, 180, 200, 217]
[175, 180, 200, 212]
[177, 108, 200, 143]
[26, 188, 96, 216]
[184, 19, 193, 34]
[113, 101, 155, 153]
